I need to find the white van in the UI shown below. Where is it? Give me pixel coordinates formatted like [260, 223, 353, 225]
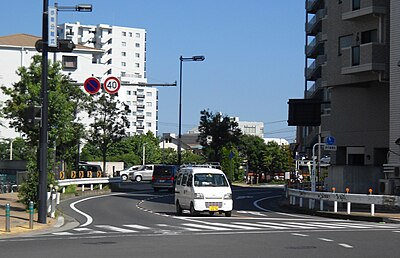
[174, 167, 233, 217]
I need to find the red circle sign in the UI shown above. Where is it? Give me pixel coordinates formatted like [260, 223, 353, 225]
[84, 77, 101, 94]
[104, 76, 121, 94]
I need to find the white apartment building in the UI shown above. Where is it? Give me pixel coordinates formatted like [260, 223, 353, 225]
[58, 22, 157, 135]
[0, 33, 103, 138]
[231, 117, 264, 138]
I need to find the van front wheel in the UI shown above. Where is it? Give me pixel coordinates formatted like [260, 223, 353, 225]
[225, 211, 232, 217]
[190, 202, 198, 216]
[176, 201, 183, 216]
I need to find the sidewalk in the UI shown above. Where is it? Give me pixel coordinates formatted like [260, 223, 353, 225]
[0, 192, 57, 237]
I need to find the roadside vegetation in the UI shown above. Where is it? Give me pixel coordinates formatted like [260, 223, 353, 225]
[0, 56, 293, 206]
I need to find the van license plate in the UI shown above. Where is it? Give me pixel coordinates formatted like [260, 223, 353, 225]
[209, 206, 219, 212]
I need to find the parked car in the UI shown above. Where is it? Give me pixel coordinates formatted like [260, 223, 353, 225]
[174, 166, 233, 217]
[151, 165, 179, 192]
[116, 165, 142, 181]
[129, 164, 154, 182]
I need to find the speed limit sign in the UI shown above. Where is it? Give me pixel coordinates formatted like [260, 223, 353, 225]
[103, 76, 121, 94]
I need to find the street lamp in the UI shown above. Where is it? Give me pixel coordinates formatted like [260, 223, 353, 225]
[0, 138, 14, 160]
[142, 143, 148, 165]
[178, 55, 205, 166]
[38, 0, 92, 224]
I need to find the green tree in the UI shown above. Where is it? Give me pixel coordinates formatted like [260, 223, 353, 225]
[198, 110, 242, 162]
[220, 146, 242, 182]
[263, 141, 293, 176]
[0, 137, 28, 161]
[86, 92, 130, 171]
[1, 55, 87, 205]
[238, 134, 268, 175]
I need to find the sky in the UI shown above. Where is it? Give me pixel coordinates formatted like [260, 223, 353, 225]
[1, 1, 306, 142]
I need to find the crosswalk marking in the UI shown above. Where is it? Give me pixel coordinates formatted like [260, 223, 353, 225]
[51, 220, 400, 236]
[181, 223, 232, 231]
[123, 224, 152, 230]
[95, 225, 138, 233]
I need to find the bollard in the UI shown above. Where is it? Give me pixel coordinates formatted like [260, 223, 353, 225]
[334, 201, 338, 213]
[371, 203, 375, 216]
[347, 202, 351, 214]
[299, 197, 303, 207]
[320, 199, 324, 211]
[5, 203, 10, 232]
[29, 201, 34, 229]
[51, 189, 56, 218]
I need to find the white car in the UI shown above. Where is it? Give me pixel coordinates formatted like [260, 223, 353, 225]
[174, 166, 233, 217]
[118, 165, 141, 181]
[129, 164, 154, 182]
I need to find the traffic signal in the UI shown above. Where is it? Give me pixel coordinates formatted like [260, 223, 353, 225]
[35, 39, 76, 53]
[23, 105, 41, 127]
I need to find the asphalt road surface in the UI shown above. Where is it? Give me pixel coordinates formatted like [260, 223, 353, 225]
[1, 184, 399, 258]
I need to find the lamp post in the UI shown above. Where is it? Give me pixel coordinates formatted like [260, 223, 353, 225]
[142, 143, 147, 165]
[38, 0, 92, 224]
[178, 55, 205, 166]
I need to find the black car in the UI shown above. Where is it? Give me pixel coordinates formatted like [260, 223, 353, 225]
[151, 165, 179, 192]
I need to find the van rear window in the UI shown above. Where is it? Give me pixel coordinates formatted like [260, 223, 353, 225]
[194, 173, 228, 187]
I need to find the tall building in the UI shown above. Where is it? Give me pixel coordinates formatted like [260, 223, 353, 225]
[298, 0, 399, 193]
[58, 22, 158, 135]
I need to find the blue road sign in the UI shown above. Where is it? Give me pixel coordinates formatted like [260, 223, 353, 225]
[84, 77, 101, 94]
[326, 136, 335, 145]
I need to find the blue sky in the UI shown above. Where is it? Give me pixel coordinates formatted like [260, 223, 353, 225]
[2, 1, 305, 142]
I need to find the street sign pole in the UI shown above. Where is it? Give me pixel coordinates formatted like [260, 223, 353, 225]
[38, 0, 49, 224]
[312, 143, 325, 192]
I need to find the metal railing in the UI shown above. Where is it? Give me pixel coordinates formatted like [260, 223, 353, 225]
[286, 188, 400, 216]
[57, 177, 121, 192]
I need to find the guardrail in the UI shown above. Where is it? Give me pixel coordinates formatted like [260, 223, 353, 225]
[286, 188, 400, 216]
[56, 177, 121, 192]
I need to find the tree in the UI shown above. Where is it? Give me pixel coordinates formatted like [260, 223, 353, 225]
[237, 134, 268, 175]
[263, 141, 293, 177]
[1, 55, 87, 206]
[86, 93, 130, 171]
[198, 110, 242, 162]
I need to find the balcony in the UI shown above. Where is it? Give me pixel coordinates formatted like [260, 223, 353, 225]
[341, 43, 388, 75]
[136, 115, 145, 120]
[306, 54, 326, 81]
[306, 8, 327, 36]
[306, 32, 326, 58]
[137, 104, 145, 109]
[137, 94, 145, 99]
[137, 125, 145, 130]
[306, 0, 324, 14]
[342, 1, 387, 20]
[306, 79, 326, 98]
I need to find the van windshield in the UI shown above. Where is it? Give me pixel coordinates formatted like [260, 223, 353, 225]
[194, 173, 229, 187]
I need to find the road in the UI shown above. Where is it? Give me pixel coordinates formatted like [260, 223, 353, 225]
[0, 183, 399, 258]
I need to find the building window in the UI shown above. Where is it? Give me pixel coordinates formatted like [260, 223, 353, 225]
[127, 90, 131, 95]
[135, 43, 140, 48]
[136, 33, 140, 38]
[122, 41, 127, 46]
[62, 56, 77, 70]
[135, 53, 140, 58]
[146, 122, 152, 127]
[146, 92, 152, 97]
[121, 51, 126, 57]
[361, 29, 378, 44]
[135, 63, 140, 68]
[146, 102, 152, 107]
[121, 71, 126, 77]
[352, 0, 360, 10]
[129, 32, 133, 37]
[146, 112, 152, 117]
[352, 46, 360, 66]
[122, 31, 126, 36]
[134, 73, 141, 78]
[122, 62, 127, 67]
[338, 34, 353, 55]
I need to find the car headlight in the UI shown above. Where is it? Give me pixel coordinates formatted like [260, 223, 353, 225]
[194, 193, 204, 199]
[223, 193, 232, 200]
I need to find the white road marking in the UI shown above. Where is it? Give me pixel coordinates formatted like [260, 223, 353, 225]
[52, 232, 74, 236]
[123, 224, 152, 230]
[253, 195, 311, 218]
[318, 238, 334, 242]
[181, 223, 232, 231]
[338, 243, 354, 249]
[157, 223, 201, 231]
[291, 233, 309, 237]
[95, 225, 138, 233]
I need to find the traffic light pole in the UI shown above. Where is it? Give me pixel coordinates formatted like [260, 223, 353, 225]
[38, 0, 49, 224]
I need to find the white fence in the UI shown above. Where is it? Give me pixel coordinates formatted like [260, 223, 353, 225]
[287, 188, 400, 216]
[57, 177, 121, 192]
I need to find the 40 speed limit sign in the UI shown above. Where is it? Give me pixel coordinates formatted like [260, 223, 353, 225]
[104, 76, 121, 94]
